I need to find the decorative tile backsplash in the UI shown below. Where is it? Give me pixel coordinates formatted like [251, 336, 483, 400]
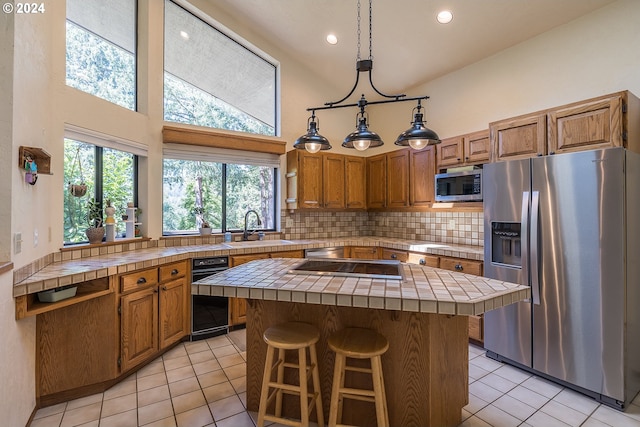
[280, 210, 484, 246]
[14, 209, 483, 284]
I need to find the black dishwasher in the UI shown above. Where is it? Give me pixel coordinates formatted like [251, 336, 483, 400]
[191, 256, 229, 340]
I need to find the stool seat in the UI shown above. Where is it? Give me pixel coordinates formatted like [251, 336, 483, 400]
[264, 322, 320, 350]
[328, 328, 389, 358]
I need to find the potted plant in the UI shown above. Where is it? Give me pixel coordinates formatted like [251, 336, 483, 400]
[85, 198, 105, 244]
[193, 206, 211, 235]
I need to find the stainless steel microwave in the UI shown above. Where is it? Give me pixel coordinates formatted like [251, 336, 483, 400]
[435, 169, 482, 202]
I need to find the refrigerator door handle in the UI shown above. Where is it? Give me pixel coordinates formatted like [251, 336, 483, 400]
[521, 191, 529, 287]
[531, 191, 541, 305]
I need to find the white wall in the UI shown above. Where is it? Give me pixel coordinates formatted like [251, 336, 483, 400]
[3, 0, 640, 424]
[370, 0, 640, 150]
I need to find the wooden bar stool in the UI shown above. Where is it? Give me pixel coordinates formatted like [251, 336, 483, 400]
[328, 327, 389, 427]
[257, 322, 324, 427]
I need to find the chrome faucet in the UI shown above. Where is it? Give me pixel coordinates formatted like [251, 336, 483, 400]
[243, 210, 262, 241]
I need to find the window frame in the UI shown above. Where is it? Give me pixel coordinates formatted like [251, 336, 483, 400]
[163, 0, 280, 136]
[161, 158, 278, 236]
[63, 136, 140, 246]
[65, 0, 139, 111]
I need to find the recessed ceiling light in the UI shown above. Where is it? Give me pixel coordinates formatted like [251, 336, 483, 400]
[326, 34, 338, 45]
[180, 30, 190, 40]
[436, 10, 453, 24]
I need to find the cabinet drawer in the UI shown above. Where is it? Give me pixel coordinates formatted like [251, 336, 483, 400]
[271, 250, 304, 259]
[120, 269, 158, 293]
[440, 257, 483, 276]
[379, 249, 408, 262]
[159, 261, 187, 282]
[407, 253, 439, 268]
[347, 246, 378, 259]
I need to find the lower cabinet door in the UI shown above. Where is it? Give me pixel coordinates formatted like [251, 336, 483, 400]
[159, 277, 189, 349]
[121, 287, 158, 372]
[230, 297, 247, 326]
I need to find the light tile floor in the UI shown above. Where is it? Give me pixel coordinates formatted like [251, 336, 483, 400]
[30, 331, 640, 427]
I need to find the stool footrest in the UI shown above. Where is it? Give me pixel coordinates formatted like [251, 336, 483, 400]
[344, 365, 373, 374]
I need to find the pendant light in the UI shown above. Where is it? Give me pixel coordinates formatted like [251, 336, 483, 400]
[294, 0, 440, 152]
[293, 111, 331, 153]
[394, 99, 441, 150]
[342, 95, 383, 151]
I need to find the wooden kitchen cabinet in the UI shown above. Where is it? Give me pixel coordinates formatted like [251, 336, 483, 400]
[491, 91, 640, 162]
[346, 246, 379, 259]
[366, 153, 387, 208]
[345, 156, 366, 209]
[387, 150, 410, 208]
[548, 93, 627, 154]
[36, 282, 118, 406]
[410, 146, 436, 206]
[323, 153, 346, 208]
[229, 253, 269, 326]
[379, 248, 408, 262]
[439, 256, 484, 344]
[407, 252, 439, 267]
[287, 150, 367, 210]
[229, 252, 303, 326]
[120, 260, 189, 372]
[437, 130, 490, 170]
[490, 113, 547, 162]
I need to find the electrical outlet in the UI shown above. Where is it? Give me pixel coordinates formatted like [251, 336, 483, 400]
[14, 232, 22, 254]
[448, 219, 456, 230]
[285, 218, 294, 228]
[34, 228, 38, 247]
[48, 226, 52, 243]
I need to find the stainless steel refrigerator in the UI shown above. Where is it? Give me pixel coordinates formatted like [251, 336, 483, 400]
[483, 147, 640, 409]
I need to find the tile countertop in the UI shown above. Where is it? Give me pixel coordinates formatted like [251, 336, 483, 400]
[13, 237, 484, 298]
[193, 258, 529, 316]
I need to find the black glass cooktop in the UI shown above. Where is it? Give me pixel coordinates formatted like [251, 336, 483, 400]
[288, 258, 403, 280]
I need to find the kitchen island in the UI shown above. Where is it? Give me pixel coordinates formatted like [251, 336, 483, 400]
[194, 257, 528, 427]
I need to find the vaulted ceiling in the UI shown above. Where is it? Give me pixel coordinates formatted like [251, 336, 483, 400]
[212, 0, 616, 96]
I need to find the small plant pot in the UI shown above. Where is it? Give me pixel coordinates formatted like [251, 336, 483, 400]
[121, 215, 129, 221]
[69, 183, 87, 197]
[199, 227, 212, 236]
[86, 227, 105, 244]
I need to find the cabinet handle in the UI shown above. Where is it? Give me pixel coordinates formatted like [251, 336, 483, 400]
[465, 156, 469, 160]
[419, 258, 426, 265]
[390, 254, 397, 259]
[153, 288, 158, 293]
[171, 269, 179, 275]
[549, 151, 555, 155]
[162, 286, 167, 291]
[455, 264, 464, 271]
[137, 277, 147, 285]
[457, 158, 461, 161]
[304, 201, 319, 204]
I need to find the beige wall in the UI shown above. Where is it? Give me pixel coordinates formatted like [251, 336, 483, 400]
[3, 0, 640, 424]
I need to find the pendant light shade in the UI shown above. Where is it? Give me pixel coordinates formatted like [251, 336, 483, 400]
[342, 114, 383, 151]
[293, 113, 331, 153]
[395, 101, 440, 150]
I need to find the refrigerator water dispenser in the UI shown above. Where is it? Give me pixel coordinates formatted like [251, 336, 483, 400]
[491, 222, 521, 267]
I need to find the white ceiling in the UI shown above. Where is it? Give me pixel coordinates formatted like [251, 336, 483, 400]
[211, 0, 616, 97]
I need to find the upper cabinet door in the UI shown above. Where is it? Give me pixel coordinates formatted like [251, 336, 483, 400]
[323, 153, 346, 209]
[298, 151, 323, 208]
[386, 149, 410, 208]
[366, 154, 387, 208]
[345, 156, 366, 209]
[464, 130, 490, 164]
[437, 136, 464, 169]
[548, 95, 623, 155]
[490, 113, 547, 162]
[410, 146, 436, 207]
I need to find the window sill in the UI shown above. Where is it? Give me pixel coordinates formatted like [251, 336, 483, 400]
[60, 237, 152, 252]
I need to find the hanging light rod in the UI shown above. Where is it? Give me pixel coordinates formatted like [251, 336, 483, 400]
[295, 0, 440, 153]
